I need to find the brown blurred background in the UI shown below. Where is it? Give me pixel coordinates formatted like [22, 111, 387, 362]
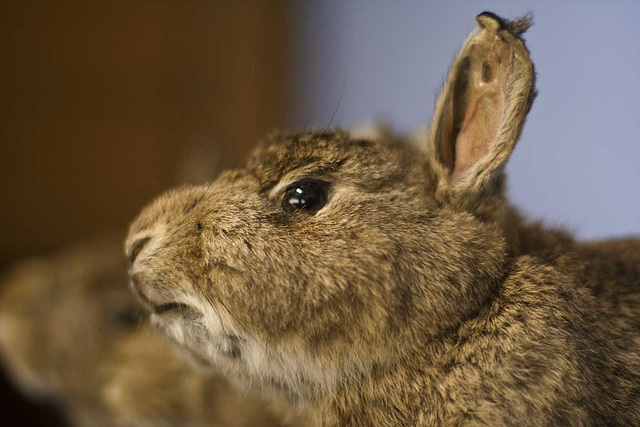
[1, 1, 289, 424]
[0, 1, 289, 269]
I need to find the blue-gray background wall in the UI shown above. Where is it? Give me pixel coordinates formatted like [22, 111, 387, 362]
[288, 1, 640, 239]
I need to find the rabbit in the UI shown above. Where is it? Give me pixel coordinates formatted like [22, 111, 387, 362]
[0, 235, 304, 426]
[125, 12, 640, 426]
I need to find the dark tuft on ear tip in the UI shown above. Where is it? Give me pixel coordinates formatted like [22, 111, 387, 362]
[476, 12, 505, 32]
[476, 11, 533, 37]
[508, 13, 534, 36]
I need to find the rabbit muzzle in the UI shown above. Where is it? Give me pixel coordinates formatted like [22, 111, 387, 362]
[125, 178, 386, 403]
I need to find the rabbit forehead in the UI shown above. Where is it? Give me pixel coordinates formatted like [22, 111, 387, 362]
[247, 130, 423, 190]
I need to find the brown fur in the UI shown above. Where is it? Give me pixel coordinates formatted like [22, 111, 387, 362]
[0, 235, 303, 426]
[126, 12, 640, 425]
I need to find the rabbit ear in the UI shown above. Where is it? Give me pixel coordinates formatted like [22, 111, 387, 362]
[428, 12, 536, 208]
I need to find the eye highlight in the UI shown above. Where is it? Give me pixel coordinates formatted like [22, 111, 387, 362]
[282, 180, 330, 215]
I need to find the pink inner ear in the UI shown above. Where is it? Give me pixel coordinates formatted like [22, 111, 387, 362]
[453, 61, 504, 181]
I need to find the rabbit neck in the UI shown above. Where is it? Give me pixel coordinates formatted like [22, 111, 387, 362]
[309, 252, 637, 426]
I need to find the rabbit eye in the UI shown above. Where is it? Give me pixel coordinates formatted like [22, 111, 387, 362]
[282, 180, 329, 215]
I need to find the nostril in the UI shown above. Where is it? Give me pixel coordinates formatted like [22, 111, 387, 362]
[129, 272, 152, 308]
[128, 237, 151, 264]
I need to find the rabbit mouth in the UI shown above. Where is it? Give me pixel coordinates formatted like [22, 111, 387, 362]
[154, 301, 192, 315]
[219, 334, 244, 360]
[149, 297, 348, 404]
[129, 275, 200, 318]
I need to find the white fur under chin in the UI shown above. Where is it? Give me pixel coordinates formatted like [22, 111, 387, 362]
[150, 292, 360, 404]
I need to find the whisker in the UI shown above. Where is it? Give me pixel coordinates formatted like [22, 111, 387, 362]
[205, 295, 228, 335]
[190, 63, 256, 219]
[190, 181, 215, 217]
[242, 375, 254, 401]
[323, 74, 347, 135]
[217, 298, 268, 354]
[303, 110, 315, 132]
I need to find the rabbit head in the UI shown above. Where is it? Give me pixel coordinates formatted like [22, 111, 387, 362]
[126, 13, 535, 403]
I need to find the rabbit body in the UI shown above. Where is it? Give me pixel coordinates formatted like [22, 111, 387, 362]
[126, 12, 640, 426]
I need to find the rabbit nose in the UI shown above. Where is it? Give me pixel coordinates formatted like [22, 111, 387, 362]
[129, 272, 150, 305]
[129, 271, 160, 310]
[129, 272, 194, 316]
[128, 237, 151, 264]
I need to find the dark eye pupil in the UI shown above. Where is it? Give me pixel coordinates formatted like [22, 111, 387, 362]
[282, 181, 328, 214]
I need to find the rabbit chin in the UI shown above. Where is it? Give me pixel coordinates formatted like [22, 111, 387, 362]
[149, 293, 357, 404]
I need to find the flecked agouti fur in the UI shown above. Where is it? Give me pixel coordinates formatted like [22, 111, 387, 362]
[127, 12, 640, 426]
